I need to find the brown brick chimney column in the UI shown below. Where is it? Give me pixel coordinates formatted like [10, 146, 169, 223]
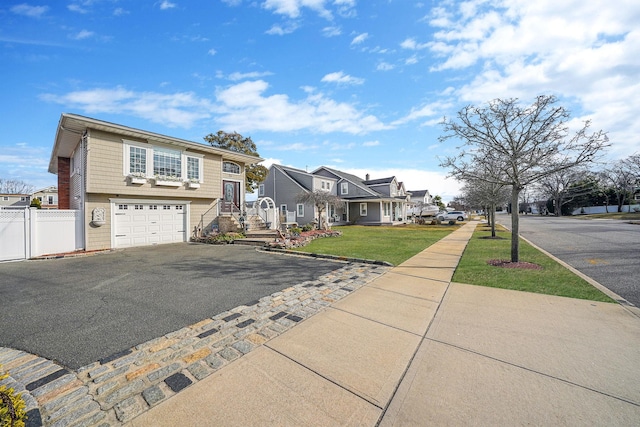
[57, 157, 71, 209]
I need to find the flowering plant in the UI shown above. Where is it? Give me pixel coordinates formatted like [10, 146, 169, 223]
[154, 174, 183, 182]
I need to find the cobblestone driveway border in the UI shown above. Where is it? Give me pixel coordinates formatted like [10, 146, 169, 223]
[0, 261, 389, 426]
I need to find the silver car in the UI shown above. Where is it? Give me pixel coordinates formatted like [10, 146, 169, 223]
[437, 211, 468, 222]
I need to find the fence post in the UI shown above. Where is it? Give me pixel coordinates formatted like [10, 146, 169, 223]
[27, 208, 36, 259]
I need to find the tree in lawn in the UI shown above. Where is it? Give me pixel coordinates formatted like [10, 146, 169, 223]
[295, 190, 343, 230]
[203, 131, 268, 193]
[440, 95, 608, 262]
[461, 178, 510, 238]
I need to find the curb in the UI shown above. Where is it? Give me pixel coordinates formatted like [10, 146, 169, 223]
[497, 221, 640, 319]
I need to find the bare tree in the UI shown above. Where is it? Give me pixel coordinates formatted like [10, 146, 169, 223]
[440, 95, 608, 262]
[0, 179, 34, 194]
[536, 168, 593, 216]
[599, 154, 639, 212]
[295, 190, 343, 230]
[461, 179, 510, 237]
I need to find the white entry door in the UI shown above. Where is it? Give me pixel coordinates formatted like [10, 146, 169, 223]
[113, 203, 186, 248]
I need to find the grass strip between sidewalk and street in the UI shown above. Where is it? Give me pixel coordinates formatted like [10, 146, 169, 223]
[291, 224, 455, 266]
[453, 224, 615, 303]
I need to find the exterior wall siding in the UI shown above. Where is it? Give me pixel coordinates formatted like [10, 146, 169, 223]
[85, 129, 223, 200]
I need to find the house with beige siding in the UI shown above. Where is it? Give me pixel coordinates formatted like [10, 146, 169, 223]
[48, 113, 262, 250]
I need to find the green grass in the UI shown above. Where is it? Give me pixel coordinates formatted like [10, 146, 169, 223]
[292, 224, 455, 266]
[453, 225, 615, 302]
[575, 211, 640, 220]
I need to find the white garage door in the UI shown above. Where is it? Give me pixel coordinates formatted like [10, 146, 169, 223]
[114, 203, 186, 248]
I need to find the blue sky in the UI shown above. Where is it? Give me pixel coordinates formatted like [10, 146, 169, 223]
[1, 0, 639, 202]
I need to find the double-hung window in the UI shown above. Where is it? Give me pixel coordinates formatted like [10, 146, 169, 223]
[129, 146, 147, 175]
[341, 182, 348, 195]
[297, 204, 304, 217]
[360, 203, 368, 216]
[186, 156, 201, 182]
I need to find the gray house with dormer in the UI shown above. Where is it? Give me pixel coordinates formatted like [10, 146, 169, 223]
[259, 165, 411, 227]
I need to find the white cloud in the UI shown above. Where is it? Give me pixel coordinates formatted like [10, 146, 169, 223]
[321, 71, 364, 85]
[262, 0, 348, 20]
[351, 32, 368, 45]
[339, 168, 462, 202]
[393, 101, 452, 126]
[322, 26, 341, 37]
[40, 87, 213, 128]
[113, 8, 129, 16]
[213, 80, 390, 134]
[227, 71, 274, 81]
[68, 4, 88, 14]
[266, 23, 299, 35]
[424, 0, 640, 157]
[159, 1, 176, 10]
[362, 140, 380, 147]
[208, 48, 217, 56]
[71, 30, 95, 40]
[10, 4, 49, 18]
[376, 62, 394, 71]
[400, 37, 429, 50]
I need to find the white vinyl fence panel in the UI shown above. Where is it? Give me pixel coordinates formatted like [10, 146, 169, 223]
[0, 208, 83, 261]
[0, 210, 28, 261]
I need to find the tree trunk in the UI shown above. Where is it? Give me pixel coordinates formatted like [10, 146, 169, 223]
[511, 187, 521, 262]
[554, 196, 562, 216]
[490, 202, 496, 238]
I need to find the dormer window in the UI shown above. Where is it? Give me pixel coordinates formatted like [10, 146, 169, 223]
[223, 161, 240, 174]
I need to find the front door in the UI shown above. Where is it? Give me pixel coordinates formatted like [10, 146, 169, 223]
[221, 180, 240, 213]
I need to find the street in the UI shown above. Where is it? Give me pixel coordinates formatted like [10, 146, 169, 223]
[496, 214, 640, 307]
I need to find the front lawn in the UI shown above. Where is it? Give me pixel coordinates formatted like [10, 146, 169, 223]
[575, 211, 640, 220]
[291, 224, 455, 266]
[453, 225, 615, 302]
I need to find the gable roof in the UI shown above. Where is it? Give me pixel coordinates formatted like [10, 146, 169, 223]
[409, 190, 429, 197]
[271, 164, 313, 193]
[363, 176, 395, 186]
[49, 113, 263, 174]
[312, 166, 378, 197]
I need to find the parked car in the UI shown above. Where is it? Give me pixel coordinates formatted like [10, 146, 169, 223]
[437, 211, 468, 222]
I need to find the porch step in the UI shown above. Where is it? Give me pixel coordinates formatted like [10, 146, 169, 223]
[243, 230, 280, 239]
[233, 238, 273, 247]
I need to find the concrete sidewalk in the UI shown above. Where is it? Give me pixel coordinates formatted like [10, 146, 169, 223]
[127, 222, 640, 426]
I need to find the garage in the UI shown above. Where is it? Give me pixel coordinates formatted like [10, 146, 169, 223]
[112, 201, 188, 248]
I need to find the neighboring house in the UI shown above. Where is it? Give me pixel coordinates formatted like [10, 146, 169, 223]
[49, 113, 262, 250]
[260, 165, 411, 227]
[32, 186, 58, 209]
[0, 193, 30, 208]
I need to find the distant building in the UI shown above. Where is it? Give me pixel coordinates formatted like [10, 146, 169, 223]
[32, 186, 58, 209]
[0, 193, 30, 209]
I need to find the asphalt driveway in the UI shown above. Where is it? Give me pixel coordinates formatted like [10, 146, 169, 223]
[0, 243, 342, 370]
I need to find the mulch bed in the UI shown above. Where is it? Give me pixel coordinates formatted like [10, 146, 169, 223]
[487, 259, 543, 270]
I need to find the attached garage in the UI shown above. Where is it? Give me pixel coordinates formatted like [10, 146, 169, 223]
[111, 199, 189, 248]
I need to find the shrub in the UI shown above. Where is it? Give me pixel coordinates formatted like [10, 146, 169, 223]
[29, 198, 41, 209]
[0, 366, 27, 427]
[301, 223, 314, 232]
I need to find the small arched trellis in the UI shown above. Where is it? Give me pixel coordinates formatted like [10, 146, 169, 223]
[252, 197, 278, 230]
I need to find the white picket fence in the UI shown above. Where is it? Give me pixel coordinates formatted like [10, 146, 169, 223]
[0, 208, 83, 261]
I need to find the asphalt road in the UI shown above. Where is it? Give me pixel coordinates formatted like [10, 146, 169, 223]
[496, 214, 640, 307]
[0, 243, 342, 370]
